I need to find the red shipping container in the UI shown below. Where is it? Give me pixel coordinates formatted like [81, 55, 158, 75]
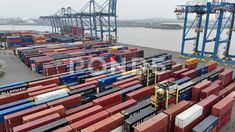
[172, 64, 183, 72]
[106, 99, 137, 115]
[118, 80, 141, 89]
[158, 70, 172, 82]
[126, 85, 154, 101]
[82, 113, 124, 132]
[185, 63, 197, 70]
[218, 88, 230, 100]
[28, 85, 66, 97]
[134, 113, 168, 132]
[65, 102, 93, 116]
[65, 105, 103, 124]
[44, 65, 57, 76]
[216, 66, 225, 73]
[0, 91, 28, 105]
[181, 69, 197, 79]
[214, 80, 223, 89]
[172, 68, 188, 80]
[85, 74, 108, 82]
[70, 111, 109, 131]
[191, 80, 211, 102]
[200, 83, 220, 100]
[92, 92, 122, 109]
[212, 96, 233, 128]
[26, 83, 57, 93]
[163, 101, 191, 132]
[28, 77, 60, 87]
[219, 69, 233, 87]
[47, 94, 81, 109]
[225, 82, 235, 93]
[4, 104, 48, 132]
[22, 105, 65, 123]
[207, 61, 218, 72]
[69, 80, 98, 90]
[53, 125, 73, 132]
[197, 95, 219, 117]
[112, 76, 139, 88]
[0, 123, 6, 132]
[13, 113, 60, 132]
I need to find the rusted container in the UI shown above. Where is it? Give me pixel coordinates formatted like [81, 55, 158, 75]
[92, 92, 122, 109]
[134, 113, 169, 132]
[106, 99, 137, 115]
[65, 105, 103, 124]
[13, 113, 60, 132]
[118, 80, 141, 89]
[82, 113, 124, 132]
[163, 101, 191, 132]
[22, 105, 65, 123]
[126, 85, 154, 101]
[65, 102, 93, 116]
[4, 104, 48, 132]
[200, 83, 220, 100]
[70, 110, 109, 131]
[47, 94, 81, 109]
[197, 95, 219, 117]
[192, 80, 211, 102]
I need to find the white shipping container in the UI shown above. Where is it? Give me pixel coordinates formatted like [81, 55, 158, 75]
[34, 88, 69, 104]
[186, 0, 208, 5]
[175, 104, 203, 128]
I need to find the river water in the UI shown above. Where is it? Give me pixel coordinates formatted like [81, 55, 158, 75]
[1, 25, 235, 54]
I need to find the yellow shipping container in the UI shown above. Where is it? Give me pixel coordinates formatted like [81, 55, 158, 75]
[185, 58, 199, 66]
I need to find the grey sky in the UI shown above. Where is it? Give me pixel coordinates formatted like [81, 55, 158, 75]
[0, 0, 186, 19]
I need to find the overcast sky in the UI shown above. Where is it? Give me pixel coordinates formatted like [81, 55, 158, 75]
[0, 0, 187, 19]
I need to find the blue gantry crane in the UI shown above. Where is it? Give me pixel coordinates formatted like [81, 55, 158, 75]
[176, 0, 235, 65]
[40, 0, 118, 42]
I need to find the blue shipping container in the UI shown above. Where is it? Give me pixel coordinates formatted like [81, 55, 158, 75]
[192, 115, 218, 132]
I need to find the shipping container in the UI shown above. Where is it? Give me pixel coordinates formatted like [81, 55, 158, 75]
[197, 95, 219, 117]
[93, 92, 122, 109]
[65, 105, 103, 123]
[94, 88, 120, 98]
[53, 125, 73, 132]
[82, 113, 124, 132]
[13, 113, 60, 132]
[134, 112, 168, 132]
[175, 104, 203, 129]
[192, 115, 218, 132]
[119, 84, 143, 102]
[163, 101, 191, 132]
[200, 83, 220, 100]
[4, 104, 48, 132]
[70, 110, 109, 131]
[121, 100, 152, 119]
[118, 80, 141, 89]
[124, 107, 156, 132]
[126, 85, 154, 101]
[106, 99, 137, 115]
[22, 105, 65, 123]
[192, 80, 211, 102]
[65, 102, 93, 116]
